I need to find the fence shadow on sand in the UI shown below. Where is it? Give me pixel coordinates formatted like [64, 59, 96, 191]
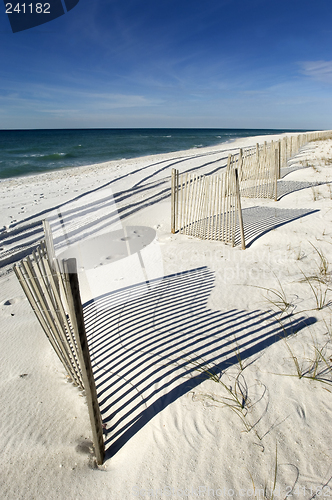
[235, 207, 319, 247]
[82, 266, 316, 459]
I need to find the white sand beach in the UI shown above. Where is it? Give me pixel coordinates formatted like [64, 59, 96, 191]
[1, 132, 332, 499]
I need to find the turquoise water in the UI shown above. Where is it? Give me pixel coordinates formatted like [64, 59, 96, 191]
[0, 128, 309, 179]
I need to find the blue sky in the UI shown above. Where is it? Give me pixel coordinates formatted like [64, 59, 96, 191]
[1, 0, 332, 129]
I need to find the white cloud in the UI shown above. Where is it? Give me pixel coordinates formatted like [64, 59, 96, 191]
[300, 61, 332, 84]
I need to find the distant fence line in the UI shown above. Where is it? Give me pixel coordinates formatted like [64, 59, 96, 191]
[171, 130, 332, 246]
[276, 130, 331, 169]
[237, 131, 332, 200]
[13, 235, 105, 465]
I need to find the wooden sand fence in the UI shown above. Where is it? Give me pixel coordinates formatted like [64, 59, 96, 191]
[236, 131, 332, 200]
[171, 167, 246, 249]
[170, 130, 332, 244]
[279, 131, 332, 168]
[279, 134, 306, 168]
[13, 234, 105, 465]
[236, 141, 280, 200]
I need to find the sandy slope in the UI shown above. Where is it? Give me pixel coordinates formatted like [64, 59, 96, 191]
[1, 133, 332, 500]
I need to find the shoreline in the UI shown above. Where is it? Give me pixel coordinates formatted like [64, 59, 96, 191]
[0, 131, 293, 231]
[0, 130, 302, 184]
[0, 129, 316, 183]
[0, 130, 324, 250]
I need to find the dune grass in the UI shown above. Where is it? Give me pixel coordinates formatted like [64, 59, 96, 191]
[250, 274, 294, 316]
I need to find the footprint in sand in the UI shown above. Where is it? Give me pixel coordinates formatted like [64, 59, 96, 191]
[3, 297, 24, 307]
[295, 405, 306, 419]
[3, 299, 15, 306]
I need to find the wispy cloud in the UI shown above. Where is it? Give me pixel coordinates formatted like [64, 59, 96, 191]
[300, 61, 332, 84]
[0, 82, 160, 111]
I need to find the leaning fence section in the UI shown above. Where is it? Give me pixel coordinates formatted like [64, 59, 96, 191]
[13, 242, 83, 388]
[13, 240, 105, 465]
[171, 167, 245, 249]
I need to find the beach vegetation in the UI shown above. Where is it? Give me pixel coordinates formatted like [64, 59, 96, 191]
[323, 316, 332, 342]
[298, 268, 331, 310]
[250, 274, 294, 316]
[287, 338, 332, 385]
[328, 184, 332, 199]
[311, 187, 319, 201]
[293, 243, 332, 310]
[184, 353, 221, 383]
[310, 243, 330, 278]
[248, 443, 279, 500]
[232, 336, 246, 371]
[186, 353, 267, 439]
[292, 246, 306, 261]
[278, 319, 332, 385]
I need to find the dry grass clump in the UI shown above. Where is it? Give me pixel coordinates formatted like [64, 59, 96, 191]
[328, 184, 332, 199]
[294, 248, 306, 261]
[298, 243, 332, 310]
[311, 187, 321, 201]
[187, 352, 267, 439]
[256, 243, 332, 383]
[249, 444, 279, 500]
[252, 274, 295, 316]
[281, 329, 332, 385]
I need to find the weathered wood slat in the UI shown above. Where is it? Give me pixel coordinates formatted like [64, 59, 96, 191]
[63, 258, 105, 465]
[171, 169, 176, 234]
[13, 262, 74, 380]
[28, 253, 82, 387]
[40, 253, 83, 388]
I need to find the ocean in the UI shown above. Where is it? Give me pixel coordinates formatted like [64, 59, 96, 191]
[0, 128, 309, 180]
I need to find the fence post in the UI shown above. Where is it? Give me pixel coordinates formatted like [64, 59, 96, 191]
[42, 220, 57, 269]
[234, 169, 246, 250]
[171, 169, 176, 234]
[226, 153, 231, 171]
[274, 149, 278, 202]
[63, 258, 105, 465]
[238, 148, 243, 180]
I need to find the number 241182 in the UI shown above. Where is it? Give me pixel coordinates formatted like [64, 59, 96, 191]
[6, 3, 51, 14]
